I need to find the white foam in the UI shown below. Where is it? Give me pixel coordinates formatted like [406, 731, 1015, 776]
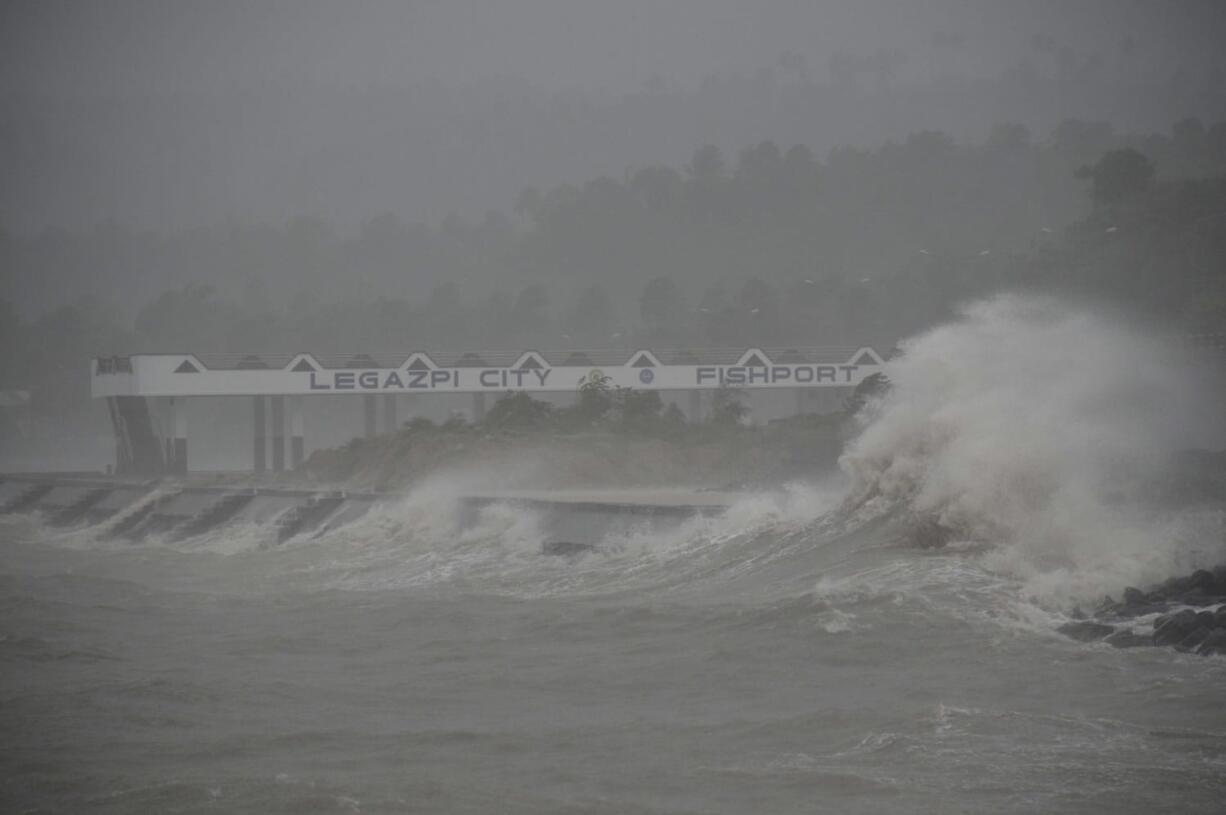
[286, 476, 847, 597]
[840, 294, 1226, 606]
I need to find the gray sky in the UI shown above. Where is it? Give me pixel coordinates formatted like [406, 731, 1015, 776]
[6, 0, 1224, 96]
[2, 1, 1224, 233]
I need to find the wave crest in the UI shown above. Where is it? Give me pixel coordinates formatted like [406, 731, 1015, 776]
[839, 294, 1226, 604]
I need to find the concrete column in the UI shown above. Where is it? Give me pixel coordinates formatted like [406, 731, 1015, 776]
[472, 392, 486, 422]
[363, 394, 377, 439]
[688, 390, 702, 423]
[271, 395, 285, 472]
[162, 397, 175, 472]
[173, 397, 188, 475]
[253, 396, 267, 474]
[382, 393, 398, 434]
[290, 397, 305, 469]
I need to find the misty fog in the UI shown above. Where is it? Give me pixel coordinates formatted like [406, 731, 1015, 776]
[3, 0, 1226, 234]
[3, 1, 1226, 469]
[3, 3, 1226, 813]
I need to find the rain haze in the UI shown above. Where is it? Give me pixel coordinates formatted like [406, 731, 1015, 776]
[2, 2, 1226, 813]
[4, 0, 1226, 233]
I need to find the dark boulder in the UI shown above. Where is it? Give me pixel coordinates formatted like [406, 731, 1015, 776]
[1161, 569, 1226, 606]
[1106, 586, 1172, 618]
[1112, 600, 1169, 619]
[1104, 630, 1150, 649]
[1059, 565, 1226, 655]
[1161, 575, 1191, 596]
[1135, 604, 1171, 617]
[1179, 626, 1213, 649]
[908, 518, 954, 549]
[1057, 621, 1115, 642]
[541, 541, 597, 557]
[1189, 569, 1215, 592]
[1196, 628, 1226, 656]
[1179, 586, 1216, 606]
[1152, 610, 1199, 646]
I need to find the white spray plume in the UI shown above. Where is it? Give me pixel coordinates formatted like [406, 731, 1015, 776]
[840, 294, 1226, 605]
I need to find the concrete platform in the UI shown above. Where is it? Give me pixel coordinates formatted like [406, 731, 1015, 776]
[1, 474, 740, 546]
[460, 489, 736, 516]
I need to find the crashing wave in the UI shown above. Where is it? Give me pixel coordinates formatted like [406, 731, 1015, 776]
[837, 294, 1226, 605]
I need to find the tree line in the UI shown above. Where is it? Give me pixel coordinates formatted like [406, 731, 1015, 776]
[1, 117, 1225, 440]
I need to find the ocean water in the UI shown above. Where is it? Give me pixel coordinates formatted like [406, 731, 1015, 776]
[4, 295, 1226, 814]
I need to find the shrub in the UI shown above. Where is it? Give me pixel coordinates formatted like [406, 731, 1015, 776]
[711, 387, 748, 426]
[616, 387, 664, 429]
[574, 371, 614, 423]
[483, 391, 554, 430]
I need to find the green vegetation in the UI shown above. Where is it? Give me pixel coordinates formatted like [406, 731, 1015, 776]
[475, 379, 720, 439]
[302, 386, 850, 490]
[1076, 148, 1156, 205]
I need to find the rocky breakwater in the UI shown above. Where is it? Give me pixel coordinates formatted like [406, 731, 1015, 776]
[1056, 566, 1226, 656]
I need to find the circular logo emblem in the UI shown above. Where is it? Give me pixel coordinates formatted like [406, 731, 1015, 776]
[639, 368, 655, 384]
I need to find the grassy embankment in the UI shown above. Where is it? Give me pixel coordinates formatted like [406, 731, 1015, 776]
[301, 384, 870, 492]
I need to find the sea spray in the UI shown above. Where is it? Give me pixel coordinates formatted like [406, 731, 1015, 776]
[299, 479, 842, 598]
[839, 294, 1226, 605]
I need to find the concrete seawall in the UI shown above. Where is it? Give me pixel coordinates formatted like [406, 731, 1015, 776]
[0, 475, 735, 548]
